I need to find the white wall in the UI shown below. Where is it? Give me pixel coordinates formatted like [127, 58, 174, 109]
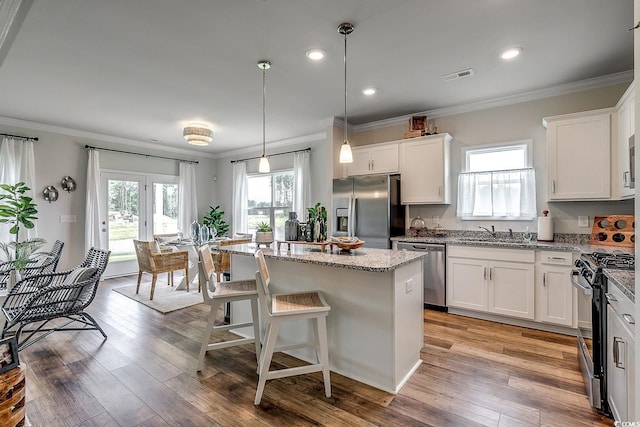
[352, 82, 634, 234]
[0, 123, 216, 270]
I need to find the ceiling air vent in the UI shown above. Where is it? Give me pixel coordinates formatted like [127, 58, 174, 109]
[441, 68, 475, 81]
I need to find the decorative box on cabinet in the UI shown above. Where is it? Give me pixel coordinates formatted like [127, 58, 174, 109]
[615, 82, 635, 199]
[347, 142, 399, 176]
[535, 250, 576, 327]
[446, 246, 535, 320]
[543, 108, 614, 201]
[399, 133, 452, 204]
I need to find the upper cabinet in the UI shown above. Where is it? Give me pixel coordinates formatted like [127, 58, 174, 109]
[543, 108, 614, 201]
[399, 133, 452, 204]
[347, 142, 399, 176]
[615, 82, 635, 199]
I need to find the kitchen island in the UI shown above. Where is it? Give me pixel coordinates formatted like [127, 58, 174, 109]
[218, 243, 425, 394]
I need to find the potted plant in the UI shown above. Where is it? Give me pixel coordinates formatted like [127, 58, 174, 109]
[255, 222, 273, 247]
[0, 182, 43, 289]
[202, 205, 230, 238]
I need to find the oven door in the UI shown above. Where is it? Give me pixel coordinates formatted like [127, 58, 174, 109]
[571, 268, 602, 410]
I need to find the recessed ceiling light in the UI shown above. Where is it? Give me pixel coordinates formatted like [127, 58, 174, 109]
[362, 87, 376, 96]
[306, 49, 325, 61]
[500, 47, 522, 60]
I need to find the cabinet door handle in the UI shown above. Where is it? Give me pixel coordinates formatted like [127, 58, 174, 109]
[484, 267, 487, 280]
[489, 267, 493, 280]
[543, 272, 546, 287]
[551, 180, 556, 194]
[622, 313, 635, 325]
[370, 160, 374, 170]
[623, 171, 629, 187]
[614, 337, 625, 369]
[605, 293, 617, 303]
[438, 186, 442, 197]
[548, 256, 567, 261]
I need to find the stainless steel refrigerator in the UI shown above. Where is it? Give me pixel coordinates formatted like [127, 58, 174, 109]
[331, 174, 405, 249]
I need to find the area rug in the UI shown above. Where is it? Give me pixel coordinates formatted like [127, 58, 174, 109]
[112, 281, 203, 314]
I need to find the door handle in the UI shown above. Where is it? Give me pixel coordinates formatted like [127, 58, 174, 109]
[484, 267, 487, 280]
[605, 293, 617, 302]
[614, 337, 625, 369]
[623, 171, 629, 187]
[438, 186, 442, 197]
[543, 272, 546, 287]
[622, 313, 635, 325]
[552, 180, 556, 194]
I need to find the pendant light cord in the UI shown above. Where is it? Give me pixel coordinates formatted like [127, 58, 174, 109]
[262, 65, 266, 156]
[343, 30, 348, 144]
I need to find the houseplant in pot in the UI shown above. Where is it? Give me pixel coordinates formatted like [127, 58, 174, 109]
[255, 222, 273, 247]
[202, 205, 230, 238]
[0, 182, 44, 289]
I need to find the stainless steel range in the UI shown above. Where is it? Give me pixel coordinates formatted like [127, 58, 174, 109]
[571, 250, 635, 415]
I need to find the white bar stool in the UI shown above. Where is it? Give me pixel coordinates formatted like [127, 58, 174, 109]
[253, 250, 331, 405]
[196, 245, 261, 372]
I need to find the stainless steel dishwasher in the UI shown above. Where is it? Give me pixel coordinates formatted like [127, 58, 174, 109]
[397, 242, 446, 311]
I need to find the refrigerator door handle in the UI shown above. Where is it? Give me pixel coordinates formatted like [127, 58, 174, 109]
[350, 196, 357, 237]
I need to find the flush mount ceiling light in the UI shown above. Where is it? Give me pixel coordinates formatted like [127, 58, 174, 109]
[183, 124, 213, 146]
[306, 49, 325, 61]
[500, 47, 522, 60]
[258, 60, 271, 173]
[362, 87, 376, 96]
[338, 22, 354, 164]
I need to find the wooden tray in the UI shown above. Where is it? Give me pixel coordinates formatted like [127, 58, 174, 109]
[590, 215, 635, 247]
[332, 240, 365, 252]
[276, 240, 331, 252]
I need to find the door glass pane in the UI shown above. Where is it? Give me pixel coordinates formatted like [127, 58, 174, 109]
[107, 179, 140, 262]
[274, 208, 287, 241]
[153, 182, 178, 234]
[273, 172, 293, 207]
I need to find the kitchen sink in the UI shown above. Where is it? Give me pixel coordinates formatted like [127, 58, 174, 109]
[455, 237, 529, 244]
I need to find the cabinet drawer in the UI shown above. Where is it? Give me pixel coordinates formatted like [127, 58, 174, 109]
[606, 284, 635, 336]
[539, 251, 573, 266]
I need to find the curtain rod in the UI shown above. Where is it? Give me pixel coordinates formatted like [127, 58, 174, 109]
[230, 147, 311, 164]
[0, 132, 38, 142]
[84, 145, 199, 164]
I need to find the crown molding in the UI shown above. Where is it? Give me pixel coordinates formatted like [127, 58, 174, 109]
[352, 70, 634, 133]
[0, 115, 218, 158]
[219, 131, 326, 160]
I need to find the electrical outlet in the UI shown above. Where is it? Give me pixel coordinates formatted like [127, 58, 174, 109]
[60, 215, 77, 223]
[405, 279, 413, 293]
[578, 216, 589, 228]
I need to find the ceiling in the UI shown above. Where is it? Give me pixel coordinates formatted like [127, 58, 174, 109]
[0, 0, 634, 156]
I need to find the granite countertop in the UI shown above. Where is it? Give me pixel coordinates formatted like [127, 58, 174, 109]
[218, 243, 426, 273]
[603, 269, 635, 303]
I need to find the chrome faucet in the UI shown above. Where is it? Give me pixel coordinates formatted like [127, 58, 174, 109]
[508, 228, 514, 240]
[479, 225, 496, 238]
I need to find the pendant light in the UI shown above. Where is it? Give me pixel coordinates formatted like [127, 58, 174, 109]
[338, 22, 354, 164]
[258, 60, 271, 173]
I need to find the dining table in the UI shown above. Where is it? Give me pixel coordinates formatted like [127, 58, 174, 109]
[160, 237, 255, 291]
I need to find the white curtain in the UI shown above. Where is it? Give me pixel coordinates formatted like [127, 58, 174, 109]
[457, 168, 536, 220]
[0, 137, 37, 243]
[85, 148, 105, 251]
[292, 150, 311, 221]
[178, 162, 198, 236]
[232, 162, 248, 236]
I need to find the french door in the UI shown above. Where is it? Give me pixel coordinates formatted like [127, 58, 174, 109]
[101, 171, 178, 278]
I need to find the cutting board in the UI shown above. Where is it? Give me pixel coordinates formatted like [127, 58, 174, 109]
[590, 215, 635, 247]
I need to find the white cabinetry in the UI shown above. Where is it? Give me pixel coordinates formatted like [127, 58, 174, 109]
[535, 251, 576, 327]
[606, 284, 636, 423]
[615, 82, 635, 199]
[447, 246, 535, 320]
[543, 109, 614, 201]
[347, 142, 399, 176]
[399, 133, 452, 204]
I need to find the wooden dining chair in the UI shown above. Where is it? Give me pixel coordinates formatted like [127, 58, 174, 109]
[133, 240, 189, 300]
[212, 238, 252, 282]
[253, 250, 331, 405]
[197, 244, 261, 372]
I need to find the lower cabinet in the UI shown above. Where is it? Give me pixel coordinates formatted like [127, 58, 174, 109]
[535, 251, 576, 327]
[447, 246, 535, 320]
[606, 284, 636, 423]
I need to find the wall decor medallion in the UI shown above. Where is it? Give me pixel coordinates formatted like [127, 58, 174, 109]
[61, 176, 77, 192]
[43, 185, 59, 203]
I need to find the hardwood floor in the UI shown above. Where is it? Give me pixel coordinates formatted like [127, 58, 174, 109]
[19, 275, 613, 426]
